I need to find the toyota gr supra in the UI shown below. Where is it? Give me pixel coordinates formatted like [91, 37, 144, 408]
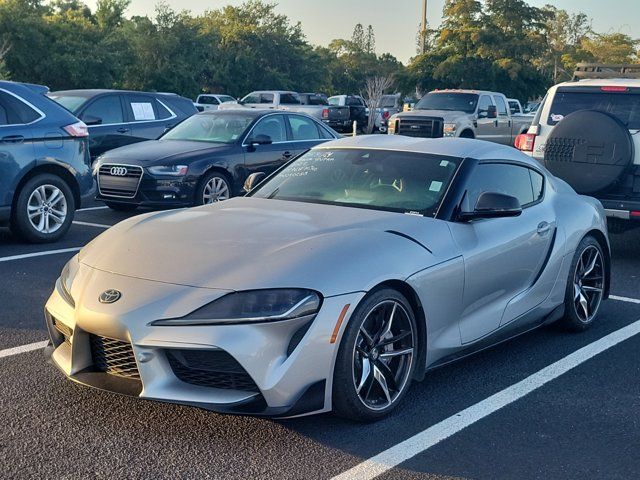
[44, 135, 610, 421]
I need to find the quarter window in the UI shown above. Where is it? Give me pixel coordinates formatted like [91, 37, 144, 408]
[465, 163, 543, 210]
[251, 115, 287, 143]
[0, 91, 41, 125]
[154, 99, 174, 120]
[81, 95, 124, 124]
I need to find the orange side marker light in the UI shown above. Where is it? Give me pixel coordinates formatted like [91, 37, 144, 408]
[330, 304, 351, 344]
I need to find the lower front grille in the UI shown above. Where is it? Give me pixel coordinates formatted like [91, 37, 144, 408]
[397, 116, 444, 138]
[90, 335, 140, 379]
[52, 317, 72, 345]
[166, 349, 259, 392]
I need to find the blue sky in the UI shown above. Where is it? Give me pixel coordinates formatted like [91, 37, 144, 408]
[91, 0, 640, 63]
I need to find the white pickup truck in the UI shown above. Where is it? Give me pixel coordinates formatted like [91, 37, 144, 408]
[193, 94, 237, 112]
[388, 89, 532, 144]
[231, 90, 350, 126]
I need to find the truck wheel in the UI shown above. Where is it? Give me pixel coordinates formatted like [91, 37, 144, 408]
[544, 110, 633, 195]
[459, 130, 474, 138]
[11, 174, 75, 243]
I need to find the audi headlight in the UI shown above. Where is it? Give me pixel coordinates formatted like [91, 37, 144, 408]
[151, 289, 322, 326]
[443, 123, 457, 137]
[147, 165, 188, 176]
[57, 254, 79, 307]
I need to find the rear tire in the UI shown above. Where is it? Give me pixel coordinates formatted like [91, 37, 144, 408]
[11, 174, 75, 243]
[559, 235, 606, 332]
[104, 201, 138, 212]
[333, 288, 418, 422]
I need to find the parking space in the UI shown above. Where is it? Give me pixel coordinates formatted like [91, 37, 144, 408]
[2, 207, 640, 479]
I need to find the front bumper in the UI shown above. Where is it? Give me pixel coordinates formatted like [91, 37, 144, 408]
[44, 267, 362, 417]
[96, 171, 198, 208]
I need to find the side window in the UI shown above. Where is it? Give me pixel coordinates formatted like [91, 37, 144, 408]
[125, 95, 157, 122]
[493, 96, 508, 116]
[508, 101, 520, 115]
[81, 95, 124, 124]
[465, 163, 536, 211]
[346, 96, 363, 106]
[243, 94, 260, 104]
[251, 115, 287, 143]
[318, 124, 335, 139]
[154, 99, 174, 120]
[280, 93, 301, 105]
[260, 93, 274, 104]
[288, 115, 321, 141]
[0, 91, 41, 125]
[477, 95, 493, 117]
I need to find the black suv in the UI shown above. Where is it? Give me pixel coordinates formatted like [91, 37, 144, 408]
[48, 90, 197, 160]
[0, 81, 94, 242]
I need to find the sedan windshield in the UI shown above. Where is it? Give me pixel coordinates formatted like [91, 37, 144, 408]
[161, 113, 253, 143]
[415, 93, 479, 113]
[251, 148, 461, 216]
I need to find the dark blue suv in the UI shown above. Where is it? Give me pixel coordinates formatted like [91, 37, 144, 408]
[0, 81, 94, 243]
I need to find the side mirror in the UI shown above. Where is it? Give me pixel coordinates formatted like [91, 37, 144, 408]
[243, 172, 266, 192]
[246, 134, 272, 149]
[82, 115, 102, 126]
[487, 105, 498, 119]
[459, 192, 522, 221]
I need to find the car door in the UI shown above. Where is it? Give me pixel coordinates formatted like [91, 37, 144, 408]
[285, 114, 329, 155]
[475, 95, 497, 142]
[0, 90, 37, 207]
[492, 95, 512, 145]
[78, 93, 128, 159]
[448, 162, 556, 344]
[243, 114, 293, 177]
[123, 94, 171, 143]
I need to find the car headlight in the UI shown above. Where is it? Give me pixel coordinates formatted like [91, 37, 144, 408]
[443, 123, 457, 137]
[57, 255, 79, 307]
[147, 165, 188, 176]
[151, 289, 322, 326]
[388, 116, 397, 134]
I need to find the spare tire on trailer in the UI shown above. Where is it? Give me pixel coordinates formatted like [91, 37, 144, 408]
[543, 110, 634, 194]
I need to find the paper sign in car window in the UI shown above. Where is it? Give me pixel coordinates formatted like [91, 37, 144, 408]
[429, 181, 443, 192]
[131, 102, 156, 121]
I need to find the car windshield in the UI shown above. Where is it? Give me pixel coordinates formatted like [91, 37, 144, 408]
[47, 94, 88, 113]
[415, 93, 479, 113]
[218, 95, 236, 103]
[548, 91, 640, 129]
[251, 148, 461, 216]
[161, 113, 253, 143]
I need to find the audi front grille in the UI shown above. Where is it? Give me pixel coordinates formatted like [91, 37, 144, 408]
[98, 164, 143, 198]
[90, 335, 140, 379]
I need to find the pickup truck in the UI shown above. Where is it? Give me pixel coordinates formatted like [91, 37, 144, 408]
[230, 90, 350, 127]
[387, 89, 532, 145]
[193, 94, 237, 112]
[326, 95, 369, 133]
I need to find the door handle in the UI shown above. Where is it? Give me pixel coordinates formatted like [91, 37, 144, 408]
[2, 135, 24, 144]
[537, 222, 551, 235]
[116, 127, 130, 134]
[282, 151, 293, 159]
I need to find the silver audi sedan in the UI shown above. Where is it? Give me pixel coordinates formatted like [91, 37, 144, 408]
[44, 135, 610, 421]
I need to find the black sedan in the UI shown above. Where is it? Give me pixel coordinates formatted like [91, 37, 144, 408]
[92, 109, 339, 211]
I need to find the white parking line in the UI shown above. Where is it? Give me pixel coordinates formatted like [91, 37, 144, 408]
[0, 247, 81, 263]
[333, 317, 640, 480]
[72, 221, 111, 229]
[77, 206, 108, 212]
[610, 295, 640, 305]
[0, 340, 48, 359]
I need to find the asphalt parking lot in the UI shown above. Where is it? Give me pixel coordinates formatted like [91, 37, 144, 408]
[2, 200, 640, 480]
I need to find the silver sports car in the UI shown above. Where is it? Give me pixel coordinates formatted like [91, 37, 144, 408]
[45, 135, 610, 421]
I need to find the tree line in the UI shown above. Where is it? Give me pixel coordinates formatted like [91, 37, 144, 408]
[0, 0, 637, 102]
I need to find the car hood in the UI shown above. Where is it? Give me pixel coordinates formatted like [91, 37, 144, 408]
[97, 140, 234, 165]
[396, 110, 471, 122]
[79, 197, 458, 296]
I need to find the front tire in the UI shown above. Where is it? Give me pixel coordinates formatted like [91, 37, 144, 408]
[559, 235, 606, 331]
[195, 171, 231, 205]
[11, 174, 75, 243]
[333, 288, 418, 421]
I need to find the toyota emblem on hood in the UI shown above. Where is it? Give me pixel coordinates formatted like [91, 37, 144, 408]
[99, 289, 122, 304]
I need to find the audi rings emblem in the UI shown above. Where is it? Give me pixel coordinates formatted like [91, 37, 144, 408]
[110, 166, 128, 176]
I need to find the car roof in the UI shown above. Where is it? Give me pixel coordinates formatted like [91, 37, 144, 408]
[314, 135, 540, 165]
[430, 89, 502, 96]
[197, 109, 290, 119]
[50, 89, 181, 97]
[554, 78, 640, 88]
